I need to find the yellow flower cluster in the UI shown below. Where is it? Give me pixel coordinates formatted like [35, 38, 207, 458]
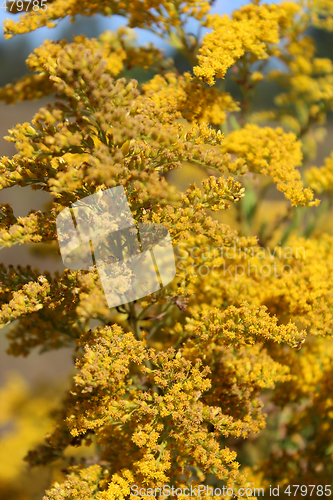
[181, 302, 306, 349]
[2, 0, 333, 497]
[143, 72, 239, 125]
[222, 124, 319, 207]
[193, 3, 285, 86]
[0, 28, 167, 104]
[306, 152, 333, 193]
[43, 465, 106, 500]
[178, 234, 333, 339]
[27, 323, 290, 495]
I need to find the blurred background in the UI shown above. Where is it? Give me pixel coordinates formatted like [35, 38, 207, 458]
[1, 1, 333, 497]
